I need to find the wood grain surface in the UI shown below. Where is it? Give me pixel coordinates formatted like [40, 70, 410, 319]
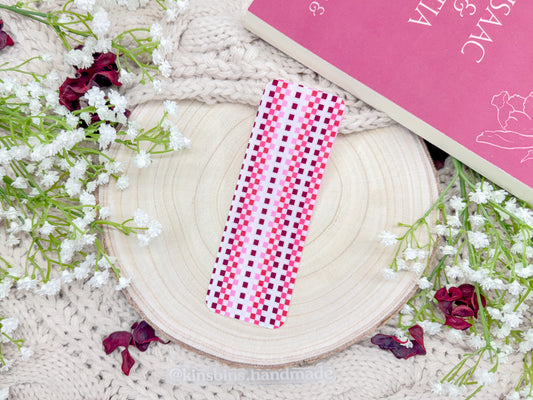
[100, 100, 439, 367]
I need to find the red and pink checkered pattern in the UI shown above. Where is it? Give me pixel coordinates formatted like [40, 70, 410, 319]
[206, 79, 345, 329]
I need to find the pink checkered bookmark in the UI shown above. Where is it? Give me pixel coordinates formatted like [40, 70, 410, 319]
[206, 79, 345, 329]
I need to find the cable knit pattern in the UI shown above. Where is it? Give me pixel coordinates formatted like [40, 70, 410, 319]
[0, 1, 524, 399]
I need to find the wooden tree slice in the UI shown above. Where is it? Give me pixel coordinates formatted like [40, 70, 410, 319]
[100, 100, 439, 367]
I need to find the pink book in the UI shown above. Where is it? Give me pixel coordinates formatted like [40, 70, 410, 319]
[245, 1, 533, 204]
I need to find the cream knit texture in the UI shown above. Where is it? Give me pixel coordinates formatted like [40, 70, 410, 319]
[0, 1, 523, 399]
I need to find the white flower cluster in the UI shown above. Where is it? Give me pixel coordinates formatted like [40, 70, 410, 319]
[0, 316, 33, 373]
[163, 0, 189, 21]
[74, 0, 154, 12]
[149, 23, 174, 78]
[379, 240, 428, 281]
[133, 208, 163, 247]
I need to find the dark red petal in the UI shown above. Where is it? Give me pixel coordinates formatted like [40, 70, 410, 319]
[445, 315, 472, 330]
[132, 321, 157, 344]
[135, 341, 152, 352]
[102, 331, 133, 354]
[371, 335, 418, 359]
[371, 334, 403, 351]
[452, 304, 475, 318]
[458, 284, 475, 303]
[93, 52, 118, 68]
[88, 70, 121, 88]
[121, 348, 135, 375]
[437, 299, 453, 316]
[434, 286, 463, 302]
[408, 325, 425, 350]
[371, 327, 426, 360]
[0, 31, 14, 50]
[470, 290, 487, 318]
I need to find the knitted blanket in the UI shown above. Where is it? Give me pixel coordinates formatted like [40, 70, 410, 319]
[0, 1, 523, 399]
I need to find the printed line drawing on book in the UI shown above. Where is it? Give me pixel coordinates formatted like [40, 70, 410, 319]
[476, 90, 533, 164]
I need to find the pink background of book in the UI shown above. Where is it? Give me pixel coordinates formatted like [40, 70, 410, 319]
[248, 0, 533, 190]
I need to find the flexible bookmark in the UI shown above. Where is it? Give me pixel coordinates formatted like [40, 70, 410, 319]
[206, 79, 345, 329]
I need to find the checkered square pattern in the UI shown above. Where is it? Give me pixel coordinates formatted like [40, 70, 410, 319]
[206, 79, 345, 329]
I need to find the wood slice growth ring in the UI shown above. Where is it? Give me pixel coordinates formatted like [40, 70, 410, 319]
[100, 100, 439, 367]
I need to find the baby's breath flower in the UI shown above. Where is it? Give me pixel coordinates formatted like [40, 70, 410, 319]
[152, 79, 163, 94]
[474, 368, 496, 386]
[163, 100, 178, 117]
[501, 312, 523, 329]
[99, 206, 111, 219]
[134, 150, 152, 168]
[88, 269, 110, 289]
[467, 333, 485, 350]
[378, 231, 399, 246]
[440, 245, 457, 256]
[381, 268, 398, 280]
[400, 304, 414, 315]
[116, 175, 130, 190]
[137, 233, 151, 247]
[147, 220, 162, 238]
[411, 262, 425, 275]
[17, 277, 38, 291]
[490, 189, 507, 204]
[468, 214, 486, 228]
[395, 258, 408, 271]
[36, 279, 62, 296]
[74, 0, 96, 12]
[403, 247, 419, 260]
[19, 346, 33, 361]
[134, 209, 150, 227]
[91, 7, 111, 37]
[0, 281, 12, 299]
[115, 276, 131, 291]
[469, 182, 492, 204]
[431, 382, 445, 395]
[417, 277, 432, 290]
[0, 318, 18, 335]
[467, 231, 490, 249]
[448, 195, 466, 211]
[98, 124, 117, 150]
[514, 263, 533, 278]
[446, 214, 462, 228]
[149, 23, 163, 39]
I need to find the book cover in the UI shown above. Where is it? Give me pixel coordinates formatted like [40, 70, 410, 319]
[245, 0, 533, 204]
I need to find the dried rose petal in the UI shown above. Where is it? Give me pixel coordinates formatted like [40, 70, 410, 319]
[121, 348, 135, 375]
[59, 50, 121, 112]
[131, 321, 169, 352]
[435, 284, 486, 329]
[102, 331, 133, 354]
[445, 315, 472, 330]
[434, 286, 463, 303]
[0, 19, 14, 51]
[104, 320, 169, 375]
[451, 304, 475, 319]
[371, 325, 426, 360]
